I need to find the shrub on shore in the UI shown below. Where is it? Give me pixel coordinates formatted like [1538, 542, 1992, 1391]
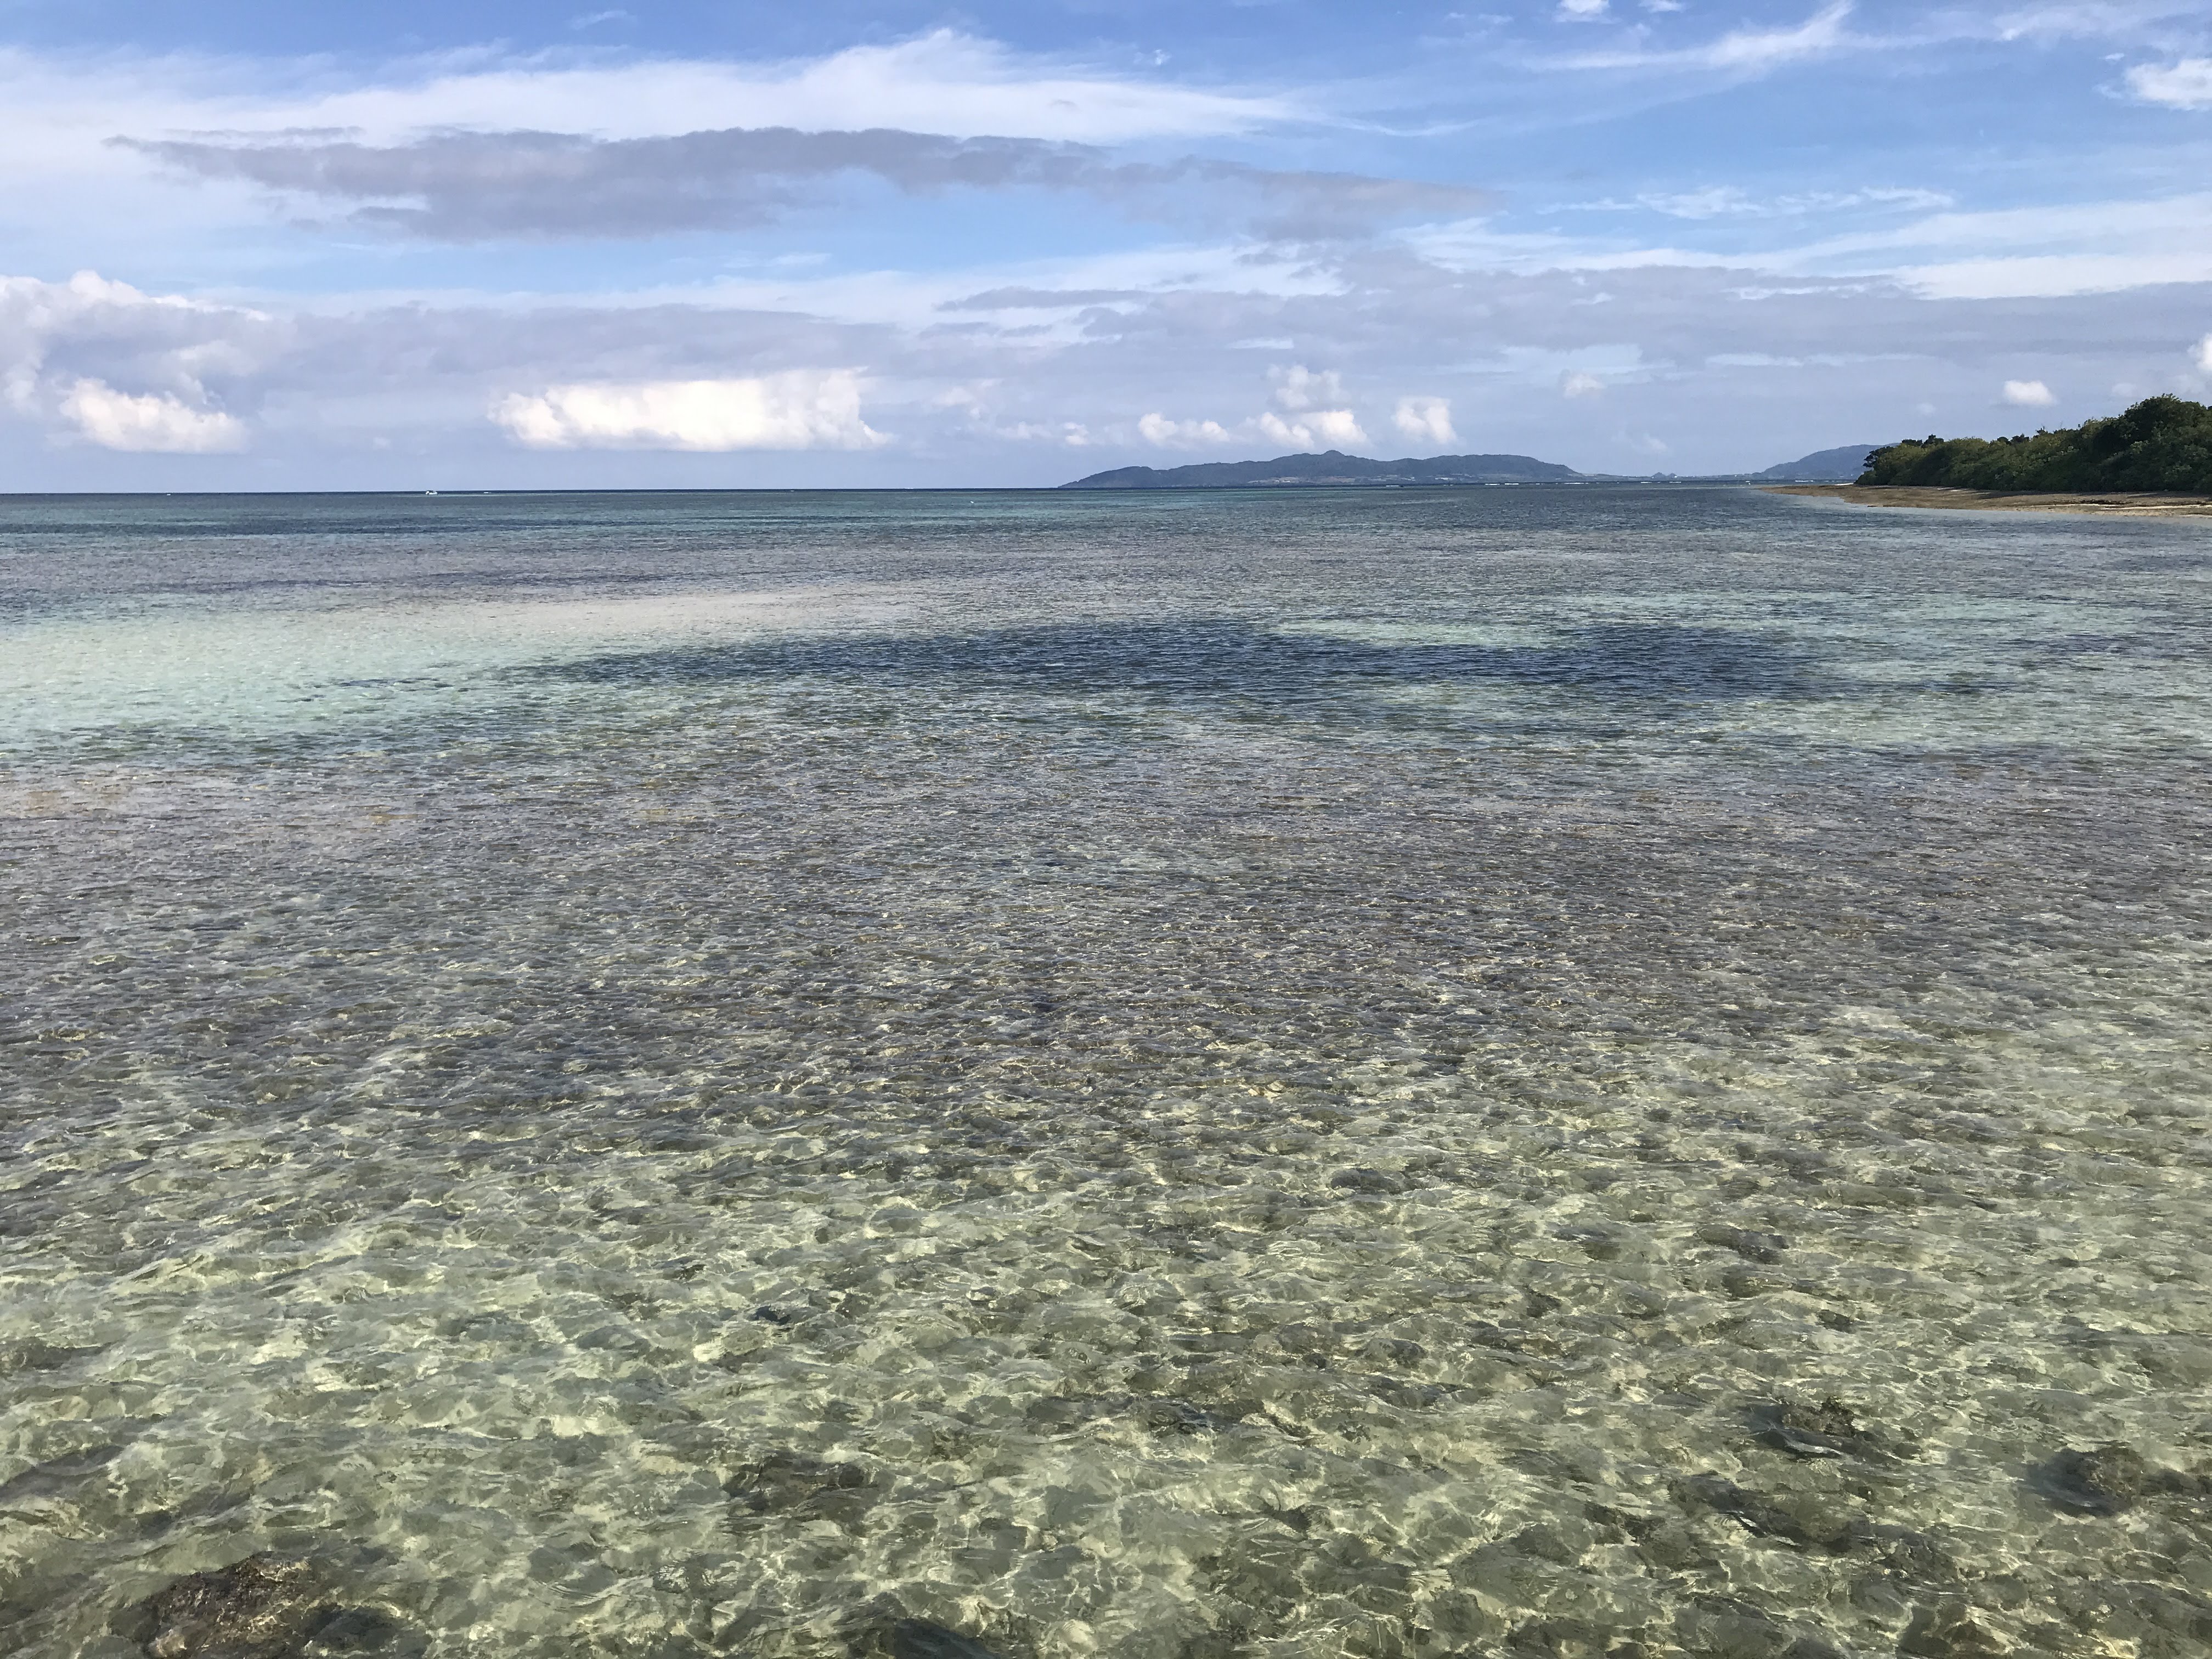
[1858, 395, 2212, 493]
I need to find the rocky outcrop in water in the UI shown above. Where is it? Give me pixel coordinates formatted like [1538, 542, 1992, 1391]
[132, 1554, 416, 1659]
[139, 1556, 329, 1659]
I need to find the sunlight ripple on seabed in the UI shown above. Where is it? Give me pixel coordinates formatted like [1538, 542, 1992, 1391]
[2, 487, 2209, 1659]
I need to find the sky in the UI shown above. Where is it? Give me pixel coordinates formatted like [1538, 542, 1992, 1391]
[5, 1, 2212, 488]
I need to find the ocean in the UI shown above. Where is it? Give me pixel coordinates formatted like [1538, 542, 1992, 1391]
[3, 486, 2209, 1658]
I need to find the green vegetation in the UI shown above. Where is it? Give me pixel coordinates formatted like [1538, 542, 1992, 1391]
[1858, 395, 2212, 493]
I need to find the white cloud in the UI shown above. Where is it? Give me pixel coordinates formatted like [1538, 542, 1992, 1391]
[58, 377, 246, 450]
[1562, 2, 1856, 72]
[2003, 378, 2057, 406]
[1620, 185, 1954, 219]
[1899, 251, 2212, 299]
[492, 371, 885, 449]
[1990, 4, 2205, 46]
[1562, 371, 1607, 397]
[0, 32, 1293, 156]
[2128, 58, 2212, 108]
[1257, 408, 1368, 448]
[996, 420, 1096, 445]
[1138, 411, 1237, 446]
[2196, 333, 2212, 372]
[1419, 189, 2212, 301]
[1270, 364, 1342, 410]
[1559, 0, 1610, 17]
[0, 34, 1305, 279]
[1638, 187, 1760, 219]
[661, 239, 1342, 336]
[0, 270, 280, 450]
[1393, 396, 1457, 445]
[1144, 400, 1374, 450]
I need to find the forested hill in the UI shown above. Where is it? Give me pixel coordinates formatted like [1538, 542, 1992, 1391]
[1062, 450, 1582, 488]
[1860, 396, 2212, 493]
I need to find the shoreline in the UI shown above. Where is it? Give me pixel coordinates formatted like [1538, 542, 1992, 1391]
[1766, 483, 2212, 517]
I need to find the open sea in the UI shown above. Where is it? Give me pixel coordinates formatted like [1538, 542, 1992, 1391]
[3, 485, 2209, 1659]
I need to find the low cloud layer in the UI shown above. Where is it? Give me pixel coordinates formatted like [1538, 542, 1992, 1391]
[129, 127, 1492, 242]
[6, 253, 2212, 486]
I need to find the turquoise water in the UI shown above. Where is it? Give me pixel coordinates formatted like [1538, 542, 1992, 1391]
[3, 487, 2210, 1658]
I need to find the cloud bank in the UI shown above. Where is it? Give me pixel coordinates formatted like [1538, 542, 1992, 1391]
[7, 256, 2211, 484]
[129, 127, 1491, 242]
[492, 372, 885, 450]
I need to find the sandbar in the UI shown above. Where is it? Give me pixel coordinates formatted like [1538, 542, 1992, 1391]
[1766, 484, 2212, 517]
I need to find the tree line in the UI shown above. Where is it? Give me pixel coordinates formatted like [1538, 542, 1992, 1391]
[1858, 395, 2212, 493]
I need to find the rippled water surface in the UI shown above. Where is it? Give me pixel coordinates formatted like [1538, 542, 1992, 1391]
[4, 487, 2210, 1659]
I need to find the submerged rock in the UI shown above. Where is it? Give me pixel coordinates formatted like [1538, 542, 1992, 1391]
[1469, 1322, 1560, 1358]
[1672, 1475, 1865, 1553]
[889, 1621, 1006, 1659]
[1672, 1594, 1849, 1659]
[137, 1556, 333, 1659]
[1749, 1397, 1904, 1461]
[747, 1304, 812, 1327]
[1498, 1613, 1655, 1657]
[1898, 1600, 2008, 1657]
[1024, 1394, 1254, 1436]
[300, 1609, 421, 1656]
[0, 1443, 121, 1505]
[2033, 1444, 2205, 1515]
[725, 1452, 877, 1526]
[1875, 1528, 1959, 1584]
[1697, 1224, 1789, 1263]
[1329, 1167, 1411, 1195]
[0, 1339, 104, 1376]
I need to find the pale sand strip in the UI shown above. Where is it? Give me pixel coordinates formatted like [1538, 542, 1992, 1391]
[1766, 484, 2212, 517]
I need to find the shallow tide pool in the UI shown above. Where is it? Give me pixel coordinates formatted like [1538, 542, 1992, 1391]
[3, 486, 2210, 1659]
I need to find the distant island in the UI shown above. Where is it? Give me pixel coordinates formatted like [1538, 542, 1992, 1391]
[1859, 396, 2212, 493]
[1060, 443, 1890, 489]
[1061, 450, 1583, 488]
[1752, 445, 1880, 482]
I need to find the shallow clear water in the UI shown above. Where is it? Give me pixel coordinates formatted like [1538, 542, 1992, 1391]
[3, 486, 2210, 1659]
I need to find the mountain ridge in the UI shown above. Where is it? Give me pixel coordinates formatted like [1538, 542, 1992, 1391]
[1060, 449, 1583, 488]
[1752, 444, 1881, 482]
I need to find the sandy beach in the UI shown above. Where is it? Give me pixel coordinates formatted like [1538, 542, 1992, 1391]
[1768, 483, 2212, 516]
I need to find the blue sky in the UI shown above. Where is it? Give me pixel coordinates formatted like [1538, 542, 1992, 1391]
[4, 1, 2211, 487]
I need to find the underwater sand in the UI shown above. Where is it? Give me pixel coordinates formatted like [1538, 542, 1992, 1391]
[3, 485, 2210, 1658]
